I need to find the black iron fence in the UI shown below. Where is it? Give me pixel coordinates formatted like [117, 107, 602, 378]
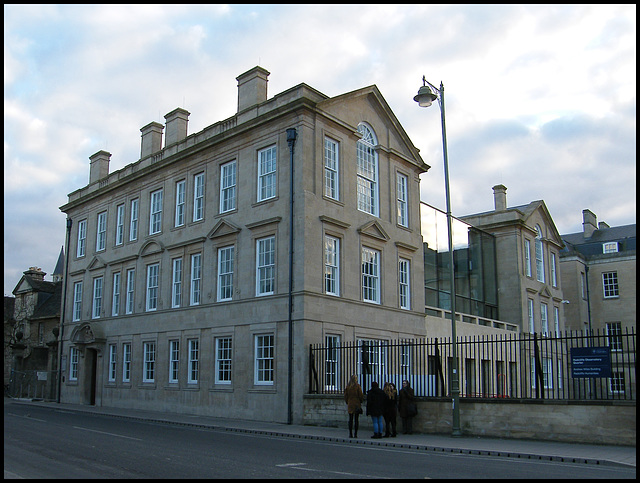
[309, 328, 636, 401]
[6, 369, 58, 400]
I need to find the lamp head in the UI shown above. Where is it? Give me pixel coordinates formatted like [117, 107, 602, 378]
[414, 84, 438, 108]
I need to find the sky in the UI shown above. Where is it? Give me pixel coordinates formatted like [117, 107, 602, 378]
[4, 4, 636, 296]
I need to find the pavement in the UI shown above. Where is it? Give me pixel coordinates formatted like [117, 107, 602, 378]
[6, 398, 636, 468]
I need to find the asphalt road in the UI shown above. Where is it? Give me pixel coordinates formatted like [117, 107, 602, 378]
[4, 401, 635, 479]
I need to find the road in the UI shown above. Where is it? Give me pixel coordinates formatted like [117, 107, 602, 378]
[4, 400, 635, 479]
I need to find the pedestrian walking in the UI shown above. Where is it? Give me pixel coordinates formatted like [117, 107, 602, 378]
[382, 382, 398, 437]
[398, 379, 417, 434]
[343, 374, 364, 438]
[366, 381, 386, 439]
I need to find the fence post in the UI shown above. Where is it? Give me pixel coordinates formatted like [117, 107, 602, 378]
[533, 333, 544, 399]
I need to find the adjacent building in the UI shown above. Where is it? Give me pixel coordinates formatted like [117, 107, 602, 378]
[459, 185, 567, 334]
[58, 67, 431, 422]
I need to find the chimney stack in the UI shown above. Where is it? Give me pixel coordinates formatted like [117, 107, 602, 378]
[25, 267, 46, 282]
[582, 209, 597, 238]
[164, 108, 190, 147]
[140, 121, 164, 158]
[89, 150, 111, 184]
[236, 66, 270, 112]
[492, 184, 507, 211]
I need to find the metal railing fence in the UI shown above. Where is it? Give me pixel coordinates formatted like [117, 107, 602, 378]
[309, 328, 636, 401]
[6, 369, 58, 400]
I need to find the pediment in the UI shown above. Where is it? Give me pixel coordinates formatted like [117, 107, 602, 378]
[139, 240, 164, 257]
[87, 256, 107, 271]
[208, 219, 242, 239]
[12, 277, 32, 295]
[357, 220, 390, 242]
[70, 322, 106, 346]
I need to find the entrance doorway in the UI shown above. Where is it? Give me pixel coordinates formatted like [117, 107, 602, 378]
[85, 348, 98, 405]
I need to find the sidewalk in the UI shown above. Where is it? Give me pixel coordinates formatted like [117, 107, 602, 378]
[8, 398, 636, 468]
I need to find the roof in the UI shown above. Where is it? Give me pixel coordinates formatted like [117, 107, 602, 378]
[560, 224, 636, 258]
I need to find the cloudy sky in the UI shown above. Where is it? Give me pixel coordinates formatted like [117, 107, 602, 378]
[4, 4, 636, 295]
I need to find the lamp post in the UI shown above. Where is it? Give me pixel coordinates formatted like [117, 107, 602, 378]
[414, 76, 461, 436]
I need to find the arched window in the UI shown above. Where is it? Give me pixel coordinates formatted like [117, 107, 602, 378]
[356, 123, 378, 216]
[535, 225, 545, 283]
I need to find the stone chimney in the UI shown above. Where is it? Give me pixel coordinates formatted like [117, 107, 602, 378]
[582, 209, 598, 238]
[140, 121, 164, 158]
[236, 66, 270, 112]
[164, 108, 190, 147]
[598, 221, 610, 230]
[492, 184, 507, 211]
[25, 267, 46, 282]
[89, 150, 111, 184]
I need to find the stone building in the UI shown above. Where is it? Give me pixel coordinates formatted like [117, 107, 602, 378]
[459, 185, 567, 334]
[6, 258, 64, 399]
[58, 67, 430, 422]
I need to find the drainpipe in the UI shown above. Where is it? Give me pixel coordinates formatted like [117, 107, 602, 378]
[286, 127, 297, 425]
[57, 218, 72, 403]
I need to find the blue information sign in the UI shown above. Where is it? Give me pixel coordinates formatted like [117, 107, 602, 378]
[570, 347, 611, 378]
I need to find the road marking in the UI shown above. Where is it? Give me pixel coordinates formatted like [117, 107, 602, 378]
[7, 412, 46, 423]
[276, 462, 389, 478]
[72, 426, 143, 441]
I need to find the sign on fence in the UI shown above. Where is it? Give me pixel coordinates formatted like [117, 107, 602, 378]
[570, 347, 611, 378]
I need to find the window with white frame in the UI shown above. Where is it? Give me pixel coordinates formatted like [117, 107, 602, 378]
[172, 258, 182, 308]
[540, 303, 549, 335]
[257, 146, 277, 202]
[397, 173, 408, 227]
[602, 271, 619, 298]
[356, 123, 378, 216]
[254, 334, 274, 385]
[77, 219, 87, 257]
[358, 338, 387, 380]
[92, 277, 103, 319]
[108, 344, 117, 382]
[220, 160, 237, 213]
[126, 269, 135, 314]
[96, 212, 107, 252]
[549, 253, 557, 287]
[69, 347, 78, 381]
[325, 334, 340, 390]
[122, 343, 131, 382]
[362, 247, 380, 304]
[217, 246, 234, 301]
[528, 298, 534, 333]
[143, 341, 156, 383]
[524, 239, 532, 277]
[324, 137, 339, 200]
[193, 173, 205, 222]
[190, 254, 201, 305]
[535, 225, 545, 283]
[610, 370, 626, 393]
[606, 322, 623, 351]
[115, 204, 125, 246]
[399, 258, 410, 310]
[603, 242, 618, 254]
[188, 339, 199, 384]
[553, 306, 560, 335]
[215, 337, 233, 384]
[256, 236, 275, 296]
[175, 180, 185, 227]
[146, 263, 159, 311]
[169, 340, 179, 384]
[149, 189, 163, 235]
[73, 281, 83, 321]
[324, 235, 340, 296]
[112, 272, 120, 317]
[129, 199, 139, 241]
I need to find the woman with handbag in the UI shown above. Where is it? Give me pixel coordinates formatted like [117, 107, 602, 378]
[343, 374, 364, 438]
[398, 379, 417, 434]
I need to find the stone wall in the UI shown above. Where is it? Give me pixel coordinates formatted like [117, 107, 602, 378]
[303, 395, 636, 446]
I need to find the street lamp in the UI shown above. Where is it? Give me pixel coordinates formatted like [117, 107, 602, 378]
[414, 76, 462, 437]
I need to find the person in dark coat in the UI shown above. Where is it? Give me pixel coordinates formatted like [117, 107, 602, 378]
[366, 381, 386, 439]
[398, 379, 416, 434]
[382, 382, 398, 437]
[343, 374, 364, 438]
